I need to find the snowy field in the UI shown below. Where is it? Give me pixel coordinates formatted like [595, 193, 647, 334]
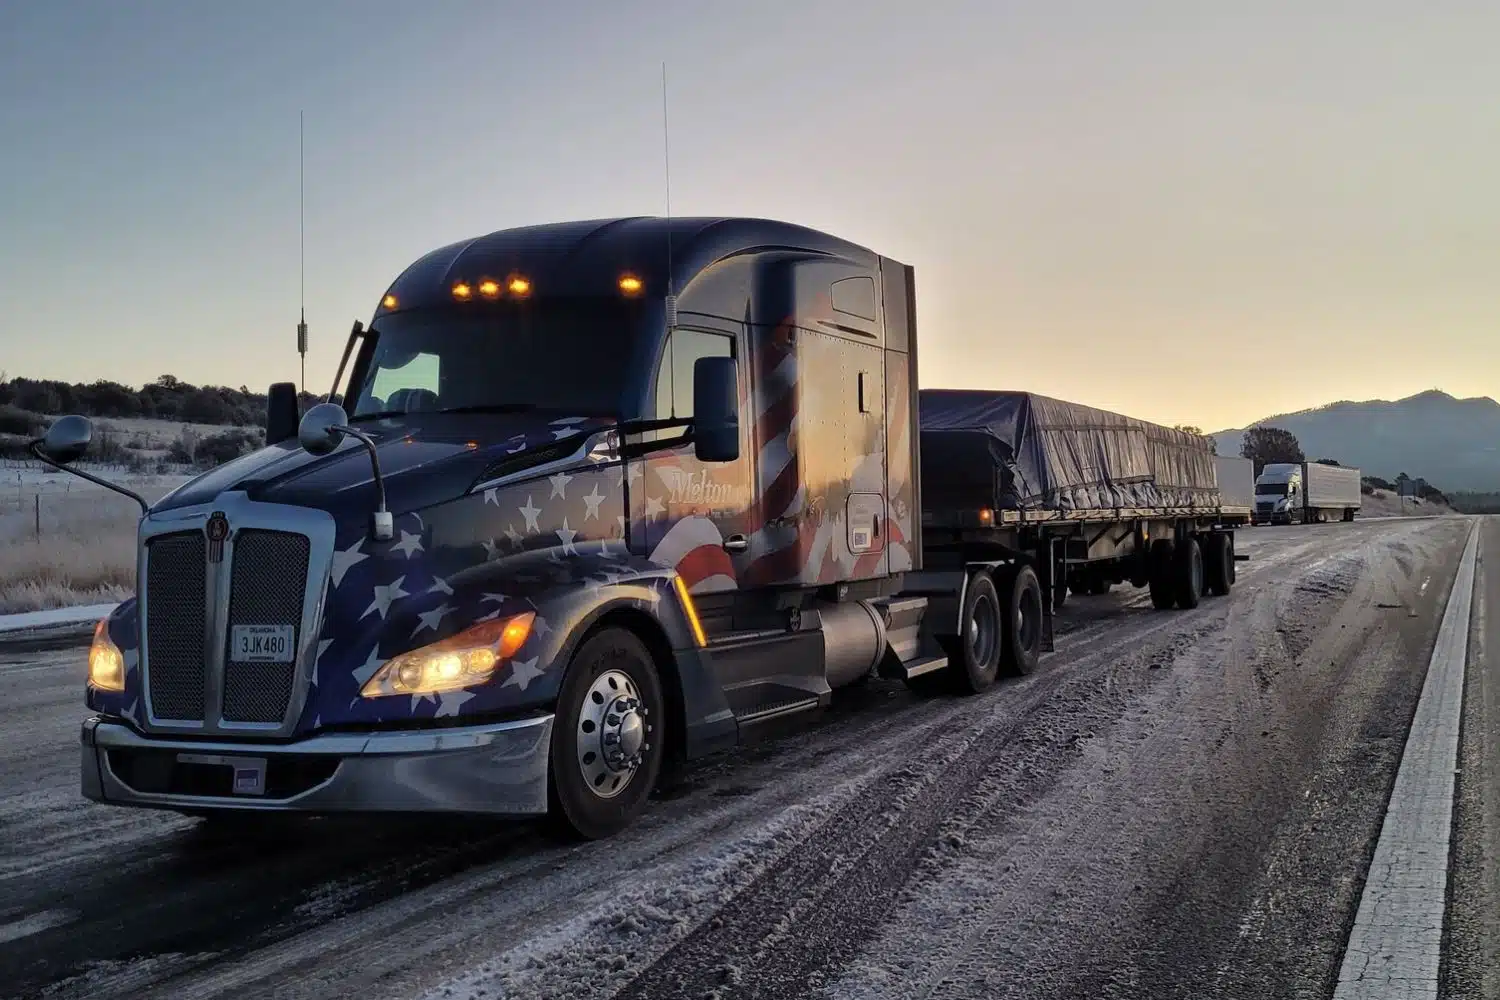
[0, 465, 190, 614]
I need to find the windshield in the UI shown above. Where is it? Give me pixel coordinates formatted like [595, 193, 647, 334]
[349, 300, 645, 419]
[1257, 482, 1289, 497]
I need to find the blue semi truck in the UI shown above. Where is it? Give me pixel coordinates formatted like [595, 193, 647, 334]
[35, 217, 1249, 839]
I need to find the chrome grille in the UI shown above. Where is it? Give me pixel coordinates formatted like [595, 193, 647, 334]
[145, 532, 208, 721]
[221, 529, 310, 723]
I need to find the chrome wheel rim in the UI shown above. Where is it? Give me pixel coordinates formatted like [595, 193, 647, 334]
[576, 669, 648, 799]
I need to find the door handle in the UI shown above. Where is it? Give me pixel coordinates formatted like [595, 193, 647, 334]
[723, 534, 749, 553]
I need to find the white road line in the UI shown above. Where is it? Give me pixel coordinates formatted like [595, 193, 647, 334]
[1333, 519, 1481, 999]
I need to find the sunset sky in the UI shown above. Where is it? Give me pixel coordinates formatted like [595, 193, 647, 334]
[2, 1, 1496, 431]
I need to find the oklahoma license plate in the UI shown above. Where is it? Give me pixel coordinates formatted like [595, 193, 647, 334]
[231, 624, 296, 663]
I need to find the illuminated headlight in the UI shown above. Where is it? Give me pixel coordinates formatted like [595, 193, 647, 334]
[360, 612, 535, 699]
[88, 619, 125, 692]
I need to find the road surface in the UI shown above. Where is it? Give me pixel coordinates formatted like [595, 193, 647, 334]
[0, 516, 1491, 1000]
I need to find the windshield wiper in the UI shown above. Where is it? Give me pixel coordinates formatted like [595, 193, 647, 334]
[432, 403, 541, 415]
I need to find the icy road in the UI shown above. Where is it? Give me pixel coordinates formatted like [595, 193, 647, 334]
[2, 517, 1496, 1000]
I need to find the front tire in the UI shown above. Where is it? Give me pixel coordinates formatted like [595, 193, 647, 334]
[548, 627, 665, 840]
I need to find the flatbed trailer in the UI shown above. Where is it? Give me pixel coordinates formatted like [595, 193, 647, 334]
[43, 215, 1252, 840]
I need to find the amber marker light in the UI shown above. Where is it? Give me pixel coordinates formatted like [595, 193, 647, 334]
[672, 575, 707, 648]
[478, 279, 500, 299]
[618, 274, 644, 296]
[381, 294, 398, 309]
[508, 276, 531, 296]
[452, 281, 473, 300]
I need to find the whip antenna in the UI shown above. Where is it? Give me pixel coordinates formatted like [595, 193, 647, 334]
[297, 110, 308, 396]
[662, 62, 675, 329]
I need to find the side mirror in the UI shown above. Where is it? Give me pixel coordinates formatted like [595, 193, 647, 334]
[299, 401, 350, 456]
[36, 415, 93, 465]
[692, 356, 740, 463]
[266, 381, 300, 445]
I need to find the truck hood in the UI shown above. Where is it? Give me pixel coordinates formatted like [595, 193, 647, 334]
[151, 412, 613, 517]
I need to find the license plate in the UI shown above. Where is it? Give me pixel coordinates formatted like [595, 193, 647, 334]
[231, 624, 296, 663]
[177, 753, 268, 796]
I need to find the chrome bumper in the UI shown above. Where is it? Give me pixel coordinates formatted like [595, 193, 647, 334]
[80, 714, 554, 816]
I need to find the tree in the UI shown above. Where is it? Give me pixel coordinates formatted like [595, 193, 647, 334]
[1174, 424, 1204, 436]
[1313, 458, 1340, 466]
[1240, 426, 1304, 476]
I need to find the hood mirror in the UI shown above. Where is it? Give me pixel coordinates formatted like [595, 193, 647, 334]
[36, 414, 93, 465]
[296, 401, 394, 541]
[28, 415, 148, 513]
[298, 402, 349, 456]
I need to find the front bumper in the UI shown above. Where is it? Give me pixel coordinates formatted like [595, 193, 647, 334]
[80, 713, 554, 816]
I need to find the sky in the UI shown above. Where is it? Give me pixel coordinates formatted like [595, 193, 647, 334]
[2, 0, 1497, 431]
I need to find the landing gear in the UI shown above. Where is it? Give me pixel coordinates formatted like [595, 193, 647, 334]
[548, 627, 665, 840]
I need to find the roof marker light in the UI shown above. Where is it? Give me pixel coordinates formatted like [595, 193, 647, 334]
[381, 294, 398, 309]
[478, 279, 500, 298]
[618, 274, 643, 296]
[508, 276, 531, 296]
[452, 282, 472, 300]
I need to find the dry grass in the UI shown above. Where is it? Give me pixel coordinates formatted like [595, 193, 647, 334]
[0, 475, 187, 614]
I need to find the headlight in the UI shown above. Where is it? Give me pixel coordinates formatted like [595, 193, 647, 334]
[360, 612, 535, 699]
[88, 619, 125, 692]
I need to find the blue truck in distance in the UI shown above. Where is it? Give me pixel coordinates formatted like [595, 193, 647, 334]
[35, 217, 1250, 839]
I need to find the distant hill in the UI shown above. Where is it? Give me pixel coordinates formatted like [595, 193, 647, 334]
[1211, 389, 1500, 492]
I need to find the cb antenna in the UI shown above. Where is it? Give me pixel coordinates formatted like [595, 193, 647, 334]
[662, 62, 676, 330]
[297, 109, 308, 397]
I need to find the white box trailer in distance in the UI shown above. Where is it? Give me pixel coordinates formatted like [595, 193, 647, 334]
[1214, 455, 1256, 512]
[1301, 462, 1362, 523]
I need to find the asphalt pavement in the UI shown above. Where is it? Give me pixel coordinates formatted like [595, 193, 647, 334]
[0, 516, 1486, 1000]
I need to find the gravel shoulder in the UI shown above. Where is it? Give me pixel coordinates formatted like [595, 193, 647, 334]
[0, 517, 1475, 1000]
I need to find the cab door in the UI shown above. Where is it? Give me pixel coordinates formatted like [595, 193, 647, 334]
[634, 327, 755, 593]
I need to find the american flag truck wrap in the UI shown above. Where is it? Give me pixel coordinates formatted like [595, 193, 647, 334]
[38, 217, 1247, 839]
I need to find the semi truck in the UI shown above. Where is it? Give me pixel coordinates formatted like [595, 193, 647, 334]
[1252, 461, 1361, 525]
[36, 217, 1251, 840]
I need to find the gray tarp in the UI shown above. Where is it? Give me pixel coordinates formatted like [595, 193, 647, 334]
[918, 389, 1221, 513]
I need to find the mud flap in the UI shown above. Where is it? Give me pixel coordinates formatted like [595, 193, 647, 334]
[1039, 537, 1057, 653]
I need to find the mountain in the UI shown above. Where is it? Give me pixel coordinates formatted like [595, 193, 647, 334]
[1210, 389, 1500, 492]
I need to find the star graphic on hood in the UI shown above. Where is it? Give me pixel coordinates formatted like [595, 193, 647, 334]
[330, 538, 368, 588]
[393, 530, 424, 558]
[361, 577, 408, 620]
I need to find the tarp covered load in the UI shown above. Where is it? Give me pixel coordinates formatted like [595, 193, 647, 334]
[918, 389, 1222, 513]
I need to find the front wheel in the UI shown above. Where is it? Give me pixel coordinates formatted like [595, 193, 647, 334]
[548, 627, 666, 840]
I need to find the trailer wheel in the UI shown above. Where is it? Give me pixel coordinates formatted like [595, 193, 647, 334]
[547, 627, 665, 840]
[999, 564, 1043, 677]
[952, 571, 1004, 694]
[1204, 533, 1233, 596]
[1148, 539, 1176, 610]
[1174, 536, 1204, 609]
[1342, 508, 1355, 522]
